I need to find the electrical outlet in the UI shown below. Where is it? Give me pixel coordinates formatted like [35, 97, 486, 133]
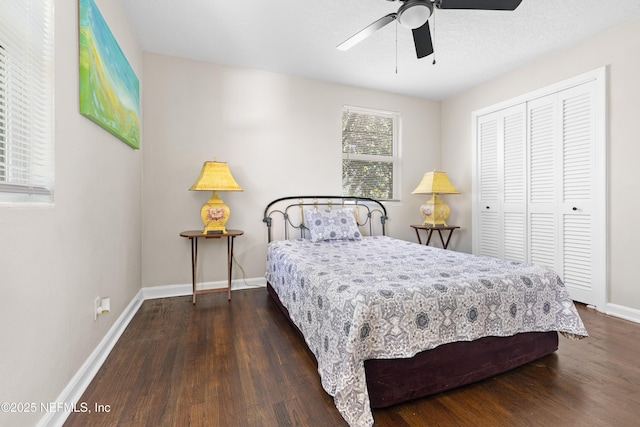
[94, 297, 101, 320]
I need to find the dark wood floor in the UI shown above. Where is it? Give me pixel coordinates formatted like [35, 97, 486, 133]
[64, 289, 640, 427]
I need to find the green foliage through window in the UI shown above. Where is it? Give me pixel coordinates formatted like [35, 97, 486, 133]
[342, 107, 399, 200]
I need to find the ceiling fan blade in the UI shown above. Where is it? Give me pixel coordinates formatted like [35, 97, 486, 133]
[412, 20, 434, 59]
[437, 0, 522, 10]
[337, 13, 397, 51]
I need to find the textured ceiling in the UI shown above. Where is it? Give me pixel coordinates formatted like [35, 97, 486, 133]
[122, 0, 640, 100]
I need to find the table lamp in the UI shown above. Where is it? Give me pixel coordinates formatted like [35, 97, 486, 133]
[189, 159, 243, 234]
[411, 170, 460, 226]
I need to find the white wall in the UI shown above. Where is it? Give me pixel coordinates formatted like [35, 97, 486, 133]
[141, 53, 442, 288]
[0, 0, 142, 425]
[442, 17, 640, 311]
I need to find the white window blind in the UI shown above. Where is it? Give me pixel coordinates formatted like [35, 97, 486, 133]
[342, 106, 400, 200]
[0, 0, 54, 202]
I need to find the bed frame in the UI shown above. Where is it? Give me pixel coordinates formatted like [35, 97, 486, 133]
[263, 195, 388, 242]
[263, 196, 559, 408]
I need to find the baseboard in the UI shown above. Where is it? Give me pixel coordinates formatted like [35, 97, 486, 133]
[142, 277, 267, 300]
[605, 303, 640, 324]
[39, 277, 266, 427]
[38, 289, 145, 427]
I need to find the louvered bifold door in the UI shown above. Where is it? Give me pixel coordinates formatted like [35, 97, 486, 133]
[474, 69, 605, 308]
[477, 113, 500, 258]
[527, 81, 598, 304]
[527, 94, 559, 272]
[558, 82, 597, 304]
[476, 105, 527, 261]
[501, 105, 527, 262]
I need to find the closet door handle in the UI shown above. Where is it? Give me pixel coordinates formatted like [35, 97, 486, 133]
[572, 207, 578, 211]
[486, 206, 490, 209]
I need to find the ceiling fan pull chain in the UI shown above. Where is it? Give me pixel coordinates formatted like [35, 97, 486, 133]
[432, 11, 437, 65]
[395, 19, 399, 74]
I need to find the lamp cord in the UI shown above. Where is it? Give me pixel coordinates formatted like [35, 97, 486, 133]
[232, 254, 263, 289]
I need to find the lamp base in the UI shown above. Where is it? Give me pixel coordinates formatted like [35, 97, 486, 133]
[200, 191, 230, 234]
[419, 194, 451, 227]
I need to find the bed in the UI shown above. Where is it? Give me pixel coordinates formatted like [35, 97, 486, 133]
[263, 196, 588, 427]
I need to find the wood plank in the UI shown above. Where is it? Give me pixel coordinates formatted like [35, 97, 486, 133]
[64, 289, 640, 427]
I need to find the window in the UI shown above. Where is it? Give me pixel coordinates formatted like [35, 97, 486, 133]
[342, 106, 400, 201]
[0, 0, 54, 203]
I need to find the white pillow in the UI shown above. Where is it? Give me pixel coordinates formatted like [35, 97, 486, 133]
[304, 208, 362, 242]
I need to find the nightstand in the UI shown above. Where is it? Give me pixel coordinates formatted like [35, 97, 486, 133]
[180, 229, 244, 304]
[410, 225, 459, 249]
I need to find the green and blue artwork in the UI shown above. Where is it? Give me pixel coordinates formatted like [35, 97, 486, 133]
[79, 0, 140, 149]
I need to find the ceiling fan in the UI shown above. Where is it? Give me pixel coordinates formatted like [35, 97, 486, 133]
[337, 0, 523, 59]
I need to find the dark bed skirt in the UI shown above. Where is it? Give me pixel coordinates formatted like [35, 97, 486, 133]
[267, 282, 558, 408]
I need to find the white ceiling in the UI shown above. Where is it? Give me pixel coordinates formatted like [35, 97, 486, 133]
[122, 0, 640, 100]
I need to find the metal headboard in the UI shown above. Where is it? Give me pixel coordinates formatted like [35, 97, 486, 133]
[263, 196, 388, 242]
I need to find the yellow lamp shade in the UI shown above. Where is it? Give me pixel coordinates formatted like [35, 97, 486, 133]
[411, 170, 460, 227]
[411, 170, 460, 195]
[189, 161, 243, 192]
[189, 160, 243, 234]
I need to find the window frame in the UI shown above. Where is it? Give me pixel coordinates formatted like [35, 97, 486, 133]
[341, 105, 401, 201]
[0, 0, 55, 204]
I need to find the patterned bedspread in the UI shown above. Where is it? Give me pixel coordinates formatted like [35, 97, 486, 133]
[265, 236, 588, 427]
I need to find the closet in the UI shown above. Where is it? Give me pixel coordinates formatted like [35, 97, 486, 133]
[472, 68, 606, 308]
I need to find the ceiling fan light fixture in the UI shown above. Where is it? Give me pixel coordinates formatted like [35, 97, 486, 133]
[397, 1, 434, 29]
[338, 0, 522, 59]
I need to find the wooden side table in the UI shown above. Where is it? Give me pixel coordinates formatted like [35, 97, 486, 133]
[411, 225, 459, 249]
[180, 230, 244, 304]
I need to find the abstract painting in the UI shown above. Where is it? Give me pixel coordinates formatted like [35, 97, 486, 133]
[79, 0, 140, 149]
